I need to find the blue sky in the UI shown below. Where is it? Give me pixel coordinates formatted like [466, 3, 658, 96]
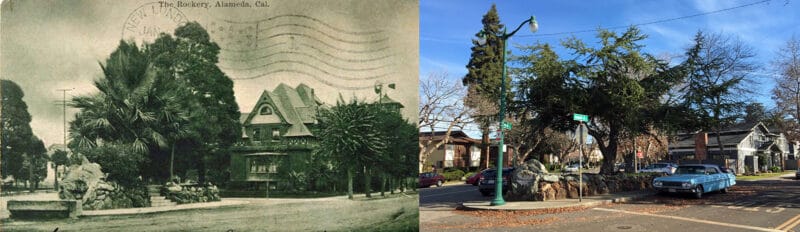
[421, 0, 800, 136]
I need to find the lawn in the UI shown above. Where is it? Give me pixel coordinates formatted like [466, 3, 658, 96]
[736, 171, 794, 181]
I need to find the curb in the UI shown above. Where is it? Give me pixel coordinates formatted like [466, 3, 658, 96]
[460, 192, 654, 211]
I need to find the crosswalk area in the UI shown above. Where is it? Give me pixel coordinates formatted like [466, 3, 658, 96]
[709, 200, 794, 214]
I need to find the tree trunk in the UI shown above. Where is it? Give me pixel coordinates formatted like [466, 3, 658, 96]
[170, 142, 176, 180]
[347, 168, 354, 199]
[481, 127, 490, 169]
[364, 165, 371, 198]
[598, 126, 620, 175]
[54, 165, 59, 190]
[380, 174, 386, 197]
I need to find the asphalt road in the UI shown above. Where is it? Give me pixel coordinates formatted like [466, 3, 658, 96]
[419, 183, 489, 210]
[421, 175, 800, 232]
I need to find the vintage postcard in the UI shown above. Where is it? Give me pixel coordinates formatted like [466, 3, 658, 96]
[1, 0, 419, 231]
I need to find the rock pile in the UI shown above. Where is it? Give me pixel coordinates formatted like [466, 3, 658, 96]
[58, 157, 150, 210]
[162, 182, 221, 204]
[507, 160, 662, 201]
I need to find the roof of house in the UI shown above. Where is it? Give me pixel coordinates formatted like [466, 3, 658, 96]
[242, 84, 321, 137]
[670, 122, 770, 149]
[419, 130, 480, 143]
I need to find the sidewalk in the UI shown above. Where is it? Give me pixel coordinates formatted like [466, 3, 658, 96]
[81, 199, 249, 216]
[461, 191, 653, 211]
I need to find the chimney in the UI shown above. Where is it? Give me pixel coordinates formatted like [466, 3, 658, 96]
[694, 132, 708, 161]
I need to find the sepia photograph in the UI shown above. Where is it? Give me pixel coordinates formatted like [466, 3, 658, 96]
[1, 0, 418, 231]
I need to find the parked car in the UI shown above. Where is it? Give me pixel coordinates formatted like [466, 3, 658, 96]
[638, 163, 678, 175]
[652, 164, 736, 198]
[466, 169, 488, 186]
[564, 164, 580, 172]
[795, 168, 800, 180]
[419, 172, 445, 188]
[478, 168, 515, 196]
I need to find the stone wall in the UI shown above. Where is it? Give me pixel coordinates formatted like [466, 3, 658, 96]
[506, 160, 661, 201]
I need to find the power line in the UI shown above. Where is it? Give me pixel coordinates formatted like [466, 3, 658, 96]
[519, 0, 773, 38]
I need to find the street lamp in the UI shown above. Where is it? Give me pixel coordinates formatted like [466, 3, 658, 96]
[479, 16, 538, 206]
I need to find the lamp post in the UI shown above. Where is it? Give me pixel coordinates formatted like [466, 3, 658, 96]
[480, 16, 538, 206]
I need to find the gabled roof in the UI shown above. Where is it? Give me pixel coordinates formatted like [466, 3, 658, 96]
[670, 122, 770, 149]
[242, 84, 321, 137]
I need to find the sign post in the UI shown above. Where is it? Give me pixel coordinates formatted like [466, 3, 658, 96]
[573, 113, 589, 202]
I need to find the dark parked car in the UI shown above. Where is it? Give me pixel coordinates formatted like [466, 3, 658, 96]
[795, 168, 800, 180]
[478, 168, 515, 196]
[419, 172, 445, 188]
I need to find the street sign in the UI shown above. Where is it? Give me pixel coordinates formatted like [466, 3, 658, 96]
[576, 124, 588, 144]
[501, 121, 512, 130]
[573, 113, 589, 122]
[636, 151, 643, 159]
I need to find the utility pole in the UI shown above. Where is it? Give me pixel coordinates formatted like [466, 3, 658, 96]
[54, 88, 73, 190]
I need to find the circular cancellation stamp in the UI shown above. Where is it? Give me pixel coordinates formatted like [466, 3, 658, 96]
[122, 2, 189, 44]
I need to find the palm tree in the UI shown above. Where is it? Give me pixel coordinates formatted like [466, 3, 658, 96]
[69, 41, 188, 181]
[317, 97, 386, 199]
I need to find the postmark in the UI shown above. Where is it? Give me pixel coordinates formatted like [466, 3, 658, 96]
[122, 2, 189, 44]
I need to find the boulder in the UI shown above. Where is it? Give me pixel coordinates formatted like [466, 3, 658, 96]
[519, 159, 548, 174]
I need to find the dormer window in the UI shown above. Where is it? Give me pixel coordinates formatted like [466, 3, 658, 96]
[260, 104, 273, 115]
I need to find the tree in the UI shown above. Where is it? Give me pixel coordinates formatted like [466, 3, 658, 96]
[462, 4, 507, 169]
[1, 80, 48, 189]
[317, 97, 386, 199]
[51, 149, 69, 189]
[146, 22, 240, 183]
[376, 106, 417, 196]
[418, 72, 473, 172]
[772, 35, 800, 141]
[680, 31, 757, 156]
[743, 102, 768, 124]
[513, 27, 679, 174]
[69, 40, 187, 187]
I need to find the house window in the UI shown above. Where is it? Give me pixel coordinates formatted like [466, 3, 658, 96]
[269, 164, 278, 173]
[259, 104, 273, 115]
[272, 128, 280, 141]
[253, 129, 261, 141]
[250, 159, 267, 173]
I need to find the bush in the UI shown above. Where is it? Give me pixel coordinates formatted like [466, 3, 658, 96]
[80, 143, 145, 188]
[463, 172, 476, 180]
[442, 170, 465, 181]
[769, 166, 781, 173]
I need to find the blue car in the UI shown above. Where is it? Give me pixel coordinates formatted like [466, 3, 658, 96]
[652, 164, 736, 198]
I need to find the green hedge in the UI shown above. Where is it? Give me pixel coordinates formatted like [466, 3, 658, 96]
[769, 166, 782, 173]
[442, 170, 465, 182]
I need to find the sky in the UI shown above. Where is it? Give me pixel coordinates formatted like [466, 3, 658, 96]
[1, 0, 418, 147]
[421, 0, 800, 138]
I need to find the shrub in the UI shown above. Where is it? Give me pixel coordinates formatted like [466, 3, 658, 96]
[80, 143, 145, 188]
[463, 172, 476, 180]
[442, 170, 465, 181]
[769, 166, 781, 173]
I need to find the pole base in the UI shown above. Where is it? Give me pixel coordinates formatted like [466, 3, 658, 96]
[490, 197, 506, 206]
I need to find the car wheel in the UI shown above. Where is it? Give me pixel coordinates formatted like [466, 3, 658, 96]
[694, 185, 703, 199]
[720, 187, 728, 194]
[436, 180, 443, 187]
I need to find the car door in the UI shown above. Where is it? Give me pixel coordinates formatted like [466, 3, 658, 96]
[706, 167, 722, 191]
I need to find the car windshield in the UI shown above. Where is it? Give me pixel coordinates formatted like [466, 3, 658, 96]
[675, 166, 706, 175]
